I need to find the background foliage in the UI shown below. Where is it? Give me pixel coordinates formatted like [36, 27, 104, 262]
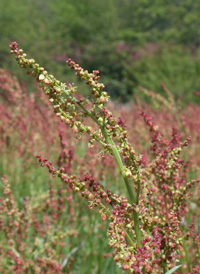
[1, 0, 200, 102]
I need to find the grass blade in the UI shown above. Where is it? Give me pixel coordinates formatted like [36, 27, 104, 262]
[165, 264, 182, 274]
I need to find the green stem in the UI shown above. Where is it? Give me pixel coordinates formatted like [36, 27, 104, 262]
[77, 101, 142, 247]
[182, 238, 191, 272]
[136, 176, 140, 205]
[101, 127, 136, 203]
[77, 101, 102, 127]
[100, 128, 142, 246]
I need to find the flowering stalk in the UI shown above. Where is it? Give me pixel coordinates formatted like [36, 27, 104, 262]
[9, 42, 200, 273]
[9, 42, 142, 246]
[35, 155, 139, 273]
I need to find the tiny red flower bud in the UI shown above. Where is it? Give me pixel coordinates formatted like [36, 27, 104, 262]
[122, 264, 130, 270]
[101, 213, 106, 221]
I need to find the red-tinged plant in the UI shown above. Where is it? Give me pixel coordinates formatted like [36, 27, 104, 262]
[8, 41, 200, 274]
[0, 67, 60, 161]
[0, 174, 81, 274]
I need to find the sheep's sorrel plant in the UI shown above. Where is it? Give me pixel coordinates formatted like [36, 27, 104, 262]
[8, 42, 200, 273]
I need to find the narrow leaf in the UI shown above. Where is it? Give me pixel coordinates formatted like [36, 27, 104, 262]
[164, 264, 182, 274]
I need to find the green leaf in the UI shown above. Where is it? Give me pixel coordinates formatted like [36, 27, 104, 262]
[164, 264, 182, 274]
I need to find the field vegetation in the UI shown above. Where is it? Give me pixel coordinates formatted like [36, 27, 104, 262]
[0, 1, 200, 273]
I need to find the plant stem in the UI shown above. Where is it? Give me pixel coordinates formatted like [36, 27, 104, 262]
[77, 101, 142, 247]
[182, 238, 191, 272]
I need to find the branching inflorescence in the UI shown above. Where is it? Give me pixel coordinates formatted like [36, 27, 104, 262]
[9, 42, 200, 274]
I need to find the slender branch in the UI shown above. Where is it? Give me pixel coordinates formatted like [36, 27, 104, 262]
[76, 100, 142, 247]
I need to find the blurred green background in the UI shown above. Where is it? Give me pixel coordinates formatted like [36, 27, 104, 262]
[2, 0, 200, 102]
